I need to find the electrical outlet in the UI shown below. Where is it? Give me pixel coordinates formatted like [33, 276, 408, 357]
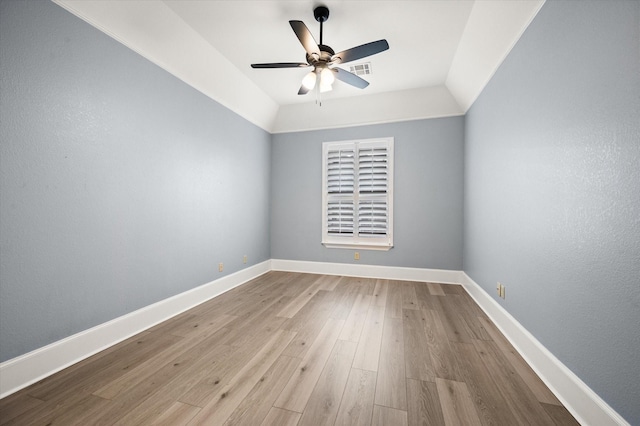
[497, 282, 506, 299]
[243, 255, 247, 264]
[218, 263, 224, 272]
[354, 252, 360, 260]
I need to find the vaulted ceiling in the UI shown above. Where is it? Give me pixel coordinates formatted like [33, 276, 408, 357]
[53, 0, 545, 133]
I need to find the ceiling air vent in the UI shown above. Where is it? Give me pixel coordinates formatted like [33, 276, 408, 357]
[349, 62, 371, 76]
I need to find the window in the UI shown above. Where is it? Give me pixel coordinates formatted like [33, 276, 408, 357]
[322, 137, 394, 250]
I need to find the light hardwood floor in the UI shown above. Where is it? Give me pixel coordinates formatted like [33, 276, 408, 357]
[0, 272, 580, 425]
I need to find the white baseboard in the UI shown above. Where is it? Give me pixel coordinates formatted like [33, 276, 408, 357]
[460, 272, 629, 426]
[0, 260, 271, 399]
[271, 259, 463, 284]
[1, 262, 628, 426]
[0, 259, 459, 399]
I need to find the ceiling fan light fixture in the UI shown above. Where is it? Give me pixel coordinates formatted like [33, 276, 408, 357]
[319, 67, 334, 93]
[319, 80, 333, 93]
[320, 67, 335, 86]
[301, 71, 317, 90]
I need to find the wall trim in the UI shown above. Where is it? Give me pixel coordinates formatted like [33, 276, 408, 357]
[460, 272, 629, 426]
[1, 262, 629, 426]
[0, 260, 460, 398]
[271, 259, 463, 284]
[0, 260, 271, 399]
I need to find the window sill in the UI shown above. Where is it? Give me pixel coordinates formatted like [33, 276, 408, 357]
[322, 242, 393, 251]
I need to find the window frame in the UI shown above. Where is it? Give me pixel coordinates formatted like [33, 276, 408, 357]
[321, 137, 394, 251]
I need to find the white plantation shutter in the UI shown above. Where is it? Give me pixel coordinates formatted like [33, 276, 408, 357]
[327, 148, 355, 195]
[358, 200, 387, 235]
[322, 138, 393, 250]
[358, 146, 388, 194]
[327, 200, 354, 234]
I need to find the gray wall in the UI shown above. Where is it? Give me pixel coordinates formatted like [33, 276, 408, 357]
[463, 1, 640, 423]
[2, 0, 637, 422]
[271, 118, 464, 270]
[0, 0, 271, 362]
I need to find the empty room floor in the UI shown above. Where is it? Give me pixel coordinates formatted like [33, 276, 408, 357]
[0, 272, 579, 425]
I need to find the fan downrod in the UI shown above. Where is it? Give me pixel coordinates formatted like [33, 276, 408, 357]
[314, 6, 329, 44]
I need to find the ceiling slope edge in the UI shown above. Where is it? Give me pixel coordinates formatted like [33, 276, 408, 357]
[446, 0, 546, 112]
[52, 0, 545, 134]
[53, 0, 279, 133]
[272, 86, 464, 134]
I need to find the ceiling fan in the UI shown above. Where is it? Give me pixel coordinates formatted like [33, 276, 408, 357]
[251, 6, 389, 96]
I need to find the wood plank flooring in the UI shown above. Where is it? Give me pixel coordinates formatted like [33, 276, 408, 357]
[0, 272, 579, 425]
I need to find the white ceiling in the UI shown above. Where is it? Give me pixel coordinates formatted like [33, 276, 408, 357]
[53, 0, 545, 133]
[164, 1, 475, 106]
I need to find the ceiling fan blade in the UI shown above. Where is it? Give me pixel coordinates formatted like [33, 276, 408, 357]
[251, 62, 309, 69]
[298, 84, 311, 95]
[334, 68, 369, 89]
[331, 39, 389, 65]
[289, 20, 320, 58]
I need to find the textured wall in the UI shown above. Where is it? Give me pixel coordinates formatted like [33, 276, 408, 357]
[271, 117, 464, 270]
[0, 0, 271, 362]
[463, 1, 640, 423]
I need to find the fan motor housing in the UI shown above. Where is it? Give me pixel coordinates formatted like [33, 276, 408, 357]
[306, 44, 334, 65]
[318, 44, 335, 57]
